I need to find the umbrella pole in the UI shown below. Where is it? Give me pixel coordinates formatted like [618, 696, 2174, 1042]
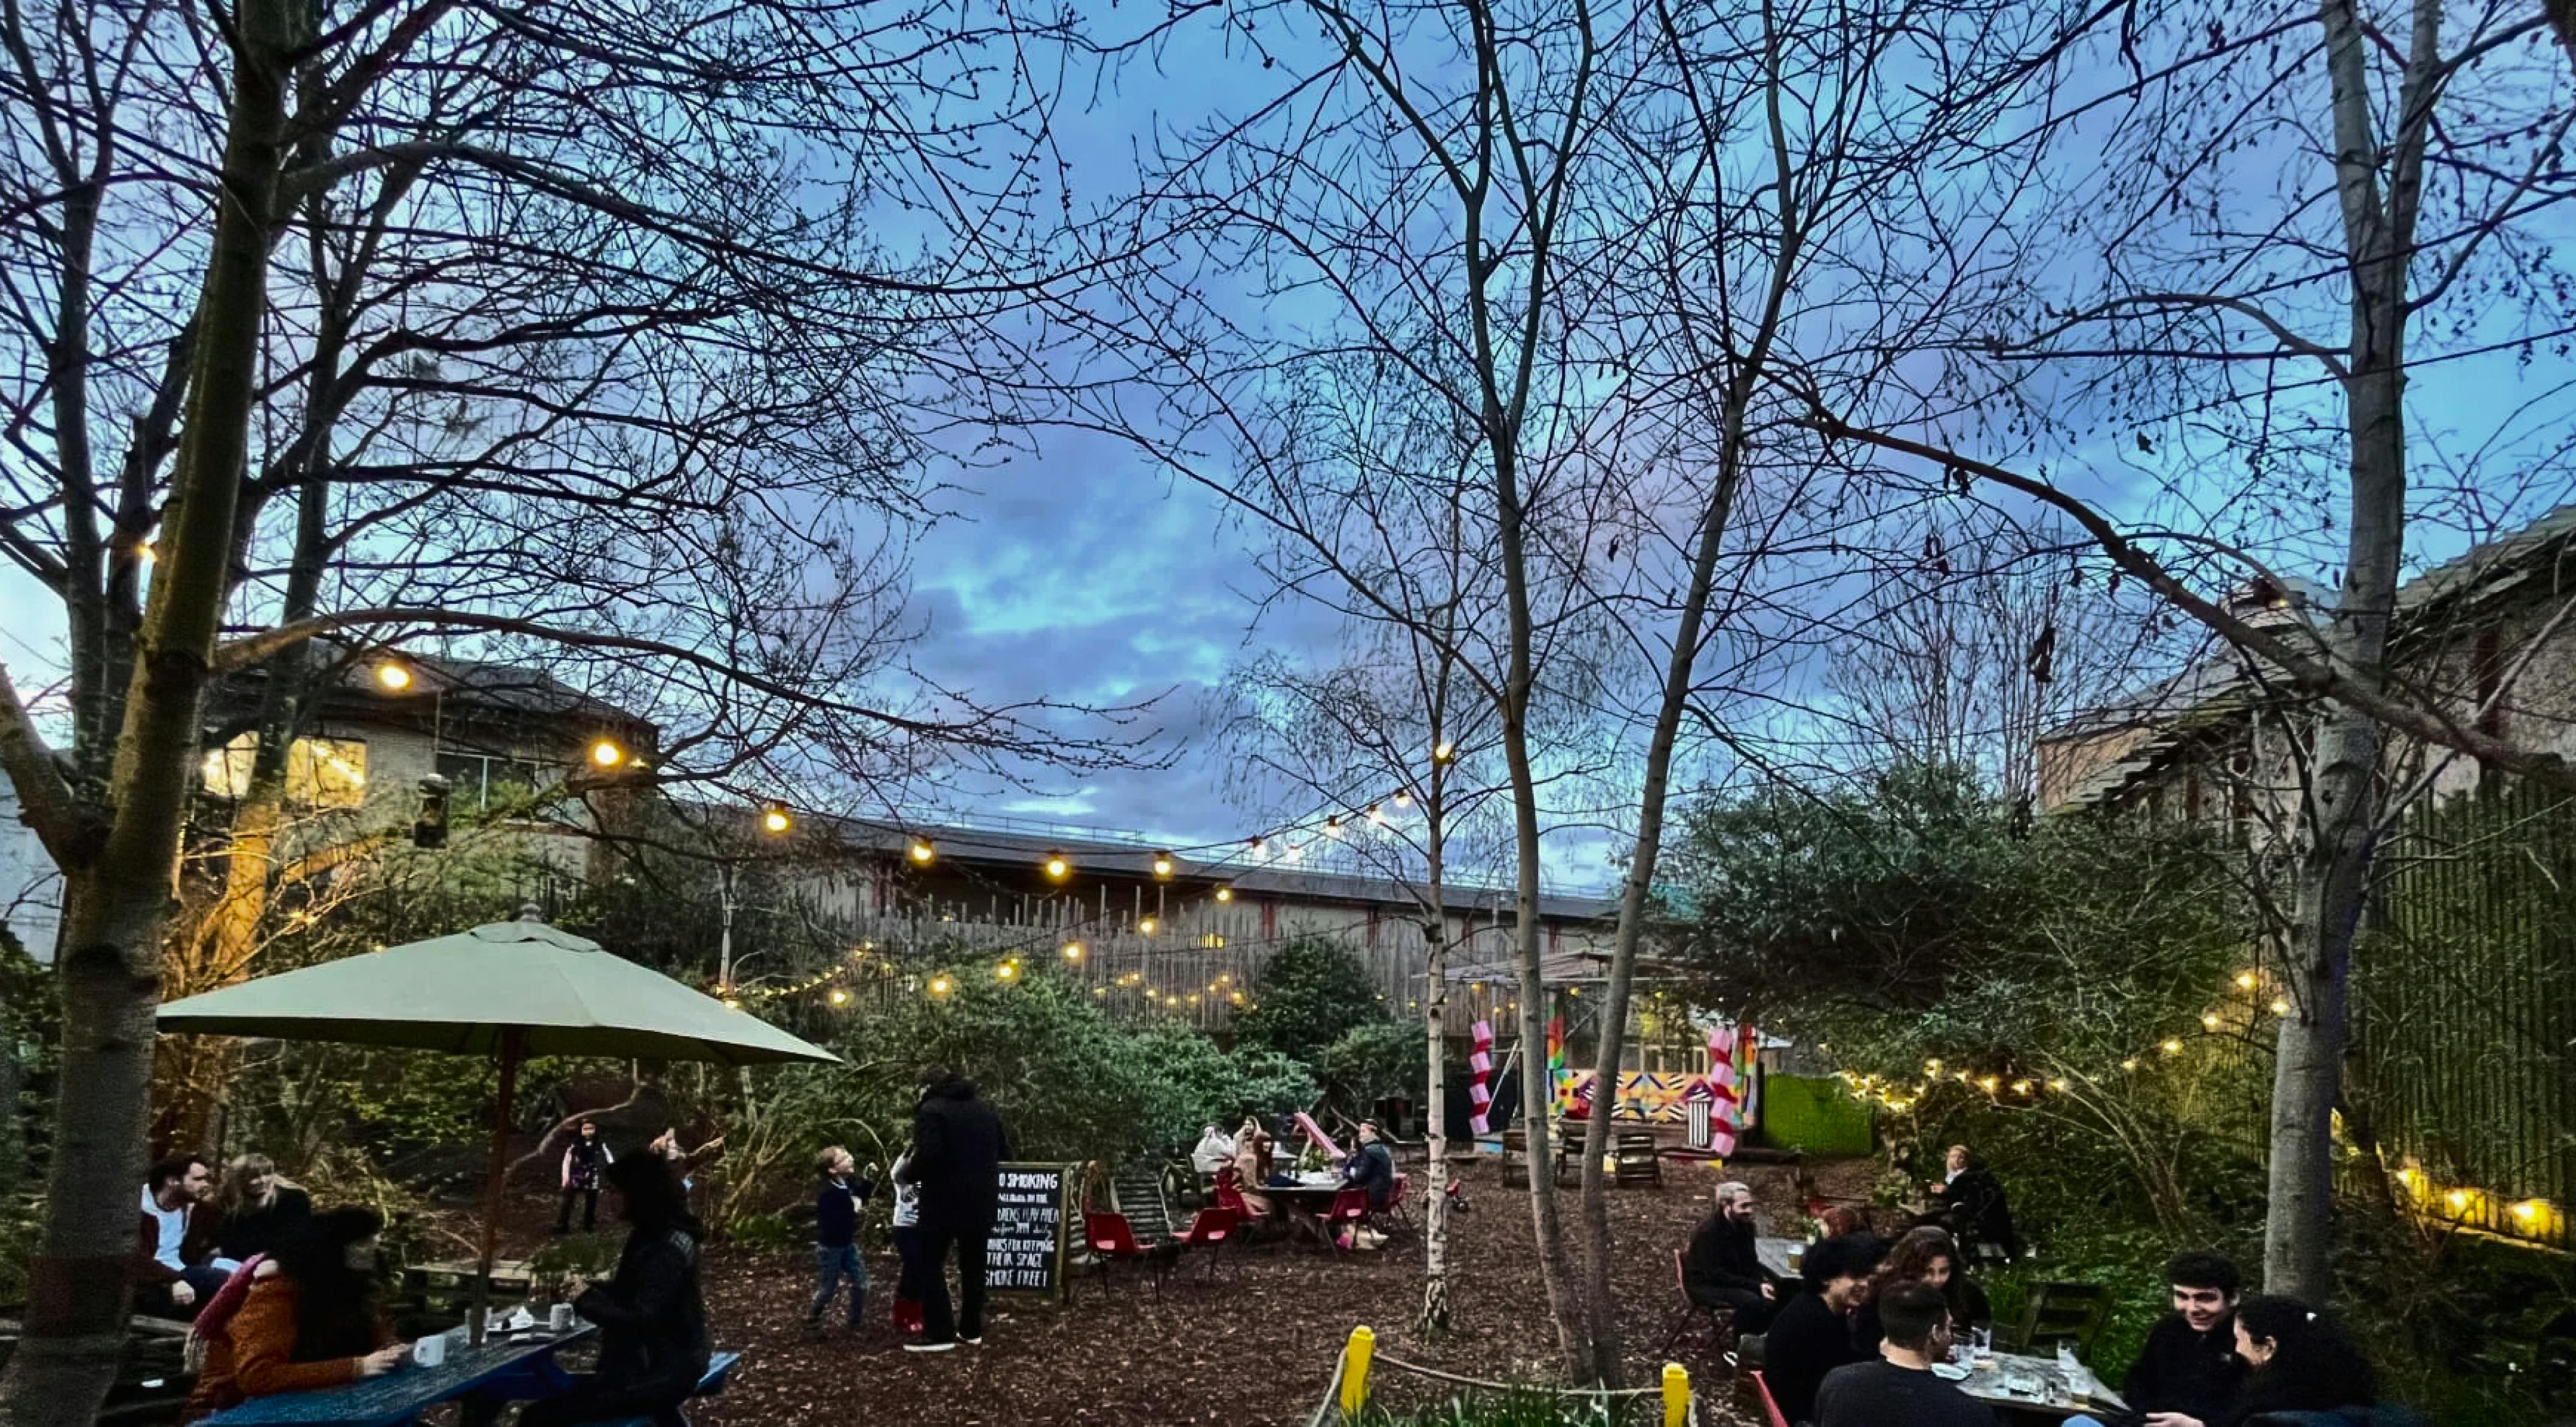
[471, 1028, 526, 1347]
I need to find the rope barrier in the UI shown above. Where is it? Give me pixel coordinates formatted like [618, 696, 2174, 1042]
[1304, 1326, 1692, 1425]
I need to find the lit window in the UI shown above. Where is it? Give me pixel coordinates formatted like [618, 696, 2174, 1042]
[200, 734, 370, 807]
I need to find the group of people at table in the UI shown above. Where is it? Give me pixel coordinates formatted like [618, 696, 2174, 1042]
[1191, 1117, 1400, 1231]
[1684, 1161, 2398, 1427]
[131, 1132, 717, 1426]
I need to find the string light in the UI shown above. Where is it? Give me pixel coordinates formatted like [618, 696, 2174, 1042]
[1043, 851, 1070, 881]
[2234, 971, 2259, 991]
[590, 740, 625, 768]
[1061, 941, 1084, 962]
[375, 662, 413, 691]
[762, 806, 794, 835]
[996, 962, 1019, 981]
[2201, 1012, 2222, 1031]
[909, 837, 936, 865]
[1139, 917, 1158, 935]
[828, 989, 849, 1006]
[1215, 884, 1233, 903]
[2160, 1039, 2184, 1056]
[1433, 741, 1456, 765]
[1394, 790, 1414, 809]
[1153, 852, 1175, 879]
[928, 975, 953, 997]
[2120, 1058, 2140, 1071]
[2270, 997, 2292, 1017]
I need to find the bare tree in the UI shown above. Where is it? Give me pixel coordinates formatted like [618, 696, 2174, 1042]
[1806, 0, 2576, 1298]
[0, 0, 1168, 1414]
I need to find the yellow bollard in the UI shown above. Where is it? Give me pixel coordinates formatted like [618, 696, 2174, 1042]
[1661, 1362, 1690, 1427]
[1340, 1326, 1377, 1417]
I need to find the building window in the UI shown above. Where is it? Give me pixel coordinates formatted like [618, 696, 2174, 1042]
[435, 749, 549, 812]
[201, 734, 368, 807]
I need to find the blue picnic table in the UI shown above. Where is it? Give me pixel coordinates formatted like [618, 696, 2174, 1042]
[198, 1327, 595, 1427]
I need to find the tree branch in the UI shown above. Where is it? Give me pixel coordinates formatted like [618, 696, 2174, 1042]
[0, 661, 93, 866]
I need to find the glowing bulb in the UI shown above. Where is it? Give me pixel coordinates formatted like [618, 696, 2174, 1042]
[1323, 817, 1342, 839]
[2161, 1039, 2184, 1055]
[374, 662, 413, 691]
[1139, 917, 1157, 935]
[1153, 852, 1175, 879]
[721, 996, 742, 1010]
[1925, 1059, 1943, 1073]
[2120, 1058, 2139, 1072]
[1394, 790, 1413, 809]
[1043, 851, 1070, 880]
[2511, 1198, 2551, 1228]
[2010, 1079, 2030, 1095]
[909, 838, 935, 864]
[590, 740, 625, 768]
[762, 806, 793, 835]
[1979, 1076, 1999, 1093]
[1229, 991, 1245, 1005]
[996, 962, 1018, 981]
[1060, 941, 1084, 962]
[1433, 740, 1456, 764]
[1093, 987, 1107, 997]
[828, 989, 849, 1006]
[137, 541, 157, 564]
[2270, 997, 2292, 1017]
[929, 976, 953, 997]
[1215, 884, 1233, 903]
[1248, 836, 1267, 855]
[2444, 1188, 2474, 1212]
[1367, 804, 1385, 824]
[2202, 1012, 2222, 1031]
[2234, 971, 2259, 991]
[2048, 1078, 2069, 1092]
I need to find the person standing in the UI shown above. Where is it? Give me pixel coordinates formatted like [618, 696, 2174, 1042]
[1814, 1281, 1997, 1427]
[805, 1146, 871, 1331]
[1683, 1181, 1779, 1332]
[556, 1120, 614, 1235]
[213, 1154, 311, 1263]
[898, 1069, 1010, 1353]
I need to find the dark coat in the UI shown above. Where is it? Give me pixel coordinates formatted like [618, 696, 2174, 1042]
[576, 1221, 712, 1403]
[1684, 1214, 1769, 1298]
[814, 1175, 870, 1248]
[909, 1076, 1012, 1234]
[1343, 1142, 1396, 1207]
[2123, 1312, 2247, 1421]
[1933, 1165, 2019, 1252]
[1763, 1289, 1863, 1426]
[214, 1187, 312, 1264]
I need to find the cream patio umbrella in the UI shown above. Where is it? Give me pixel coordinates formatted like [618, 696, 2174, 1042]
[159, 906, 839, 1337]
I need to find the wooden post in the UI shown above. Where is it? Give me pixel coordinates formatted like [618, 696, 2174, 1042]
[470, 1027, 526, 1346]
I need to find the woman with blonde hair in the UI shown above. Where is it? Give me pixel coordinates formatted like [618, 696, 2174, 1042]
[213, 1155, 311, 1263]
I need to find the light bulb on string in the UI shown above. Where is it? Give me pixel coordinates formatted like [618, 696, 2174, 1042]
[828, 989, 850, 1007]
[590, 739, 626, 768]
[2160, 1039, 2184, 1056]
[762, 806, 793, 835]
[1043, 851, 1070, 881]
[1139, 917, 1158, 935]
[2270, 997, 2292, 1017]
[909, 837, 935, 865]
[374, 662, 413, 692]
[2234, 970, 2259, 992]
[1215, 884, 1233, 903]
[1394, 790, 1414, 809]
[1061, 941, 1084, 962]
[2200, 1012, 2222, 1031]
[1433, 740, 1456, 765]
[1153, 851, 1175, 879]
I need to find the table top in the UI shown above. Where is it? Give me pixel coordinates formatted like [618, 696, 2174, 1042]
[199, 1326, 593, 1427]
[1755, 1236, 1802, 1280]
[1261, 1176, 1346, 1195]
[1950, 1351, 2128, 1418]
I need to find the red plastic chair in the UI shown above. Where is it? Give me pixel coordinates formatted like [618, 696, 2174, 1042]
[1084, 1210, 1158, 1292]
[1747, 1370, 1791, 1427]
[1315, 1187, 1370, 1251]
[1177, 1206, 1237, 1278]
[1382, 1173, 1413, 1229]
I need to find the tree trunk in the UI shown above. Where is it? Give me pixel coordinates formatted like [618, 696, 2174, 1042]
[1418, 828, 1453, 1334]
[0, 0, 295, 1417]
[2261, 0, 2425, 1302]
[1494, 449, 1589, 1381]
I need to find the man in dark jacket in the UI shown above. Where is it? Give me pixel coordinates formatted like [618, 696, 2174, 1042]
[2120, 1252, 2247, 1423]
[1342, 1121, 1397, 1209]
[1684, 1181, 1778, 1331]
[1927, 1145, 2020, 1259]
[1760, 1232, 1884, 1425]
[899, 1069, 1011, 1352]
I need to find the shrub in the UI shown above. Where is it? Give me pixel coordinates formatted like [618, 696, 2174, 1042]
[1235, 938, 1385, 1063]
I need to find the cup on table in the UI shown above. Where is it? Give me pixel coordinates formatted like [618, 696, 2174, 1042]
[549, 1303, 574, 1331]
[412, 1335, 448, 1368]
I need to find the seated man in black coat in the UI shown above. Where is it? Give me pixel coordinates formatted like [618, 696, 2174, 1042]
[2121, 1252, 2247, 1423]
[1927, 1145, 2021, 1259]
[1761, 1232, 1885, 1426]
[1684, 1181, 1780, 1331]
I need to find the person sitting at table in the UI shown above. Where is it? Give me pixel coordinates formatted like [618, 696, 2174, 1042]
[522, 1153, 713, 1427]
[1816, 1280, 1997, 1427]
[212, 1154, 311, 1264]
[1231, 1129, 1281, 1223]
[182, 1207, 406, 1423]
[1192, 1124, 1237, 1178]
[1853, 1226, 1991, 1359]
[2118, 1252, 2247, 1425]
[2069, 1294, 2381, 1427]
[1813, 1204, 1867, 1240]
[1763, 1231, 1884, 1426]
[1924, 1145, 2020, 1259]
[1341, 1121, 1397, 1209]
[135, 1154, 229, 1318]
[1684, 1181, 1778, 1332]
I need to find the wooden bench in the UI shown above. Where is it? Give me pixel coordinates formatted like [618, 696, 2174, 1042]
[579, 1351, 740, 1427]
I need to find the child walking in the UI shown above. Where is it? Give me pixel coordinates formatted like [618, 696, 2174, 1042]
[553, 1120, 612, 1234]
[888, 1143, 925, 1336]
[807, 1146, 872, 1331]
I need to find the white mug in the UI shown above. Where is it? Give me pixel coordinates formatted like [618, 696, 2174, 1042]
[412, 1335, 448, 1368]
[548, 1303, 574, 1331]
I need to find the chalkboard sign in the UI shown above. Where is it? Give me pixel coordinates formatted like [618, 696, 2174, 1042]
[989, 1162, 1076, 1303]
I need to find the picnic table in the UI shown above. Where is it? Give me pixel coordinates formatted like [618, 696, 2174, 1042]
[1755, 1235, 1802, 1280]
[1261, 1174, 1351, 1246]
[198, 1325, 595, 1427]
[1948, 1350, 2128, 1422]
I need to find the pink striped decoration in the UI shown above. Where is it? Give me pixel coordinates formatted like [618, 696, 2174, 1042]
[1467, 1020, 1496, 1134]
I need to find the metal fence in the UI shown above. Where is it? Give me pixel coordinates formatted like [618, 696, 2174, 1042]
[2358, 774, 2576, 1247]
